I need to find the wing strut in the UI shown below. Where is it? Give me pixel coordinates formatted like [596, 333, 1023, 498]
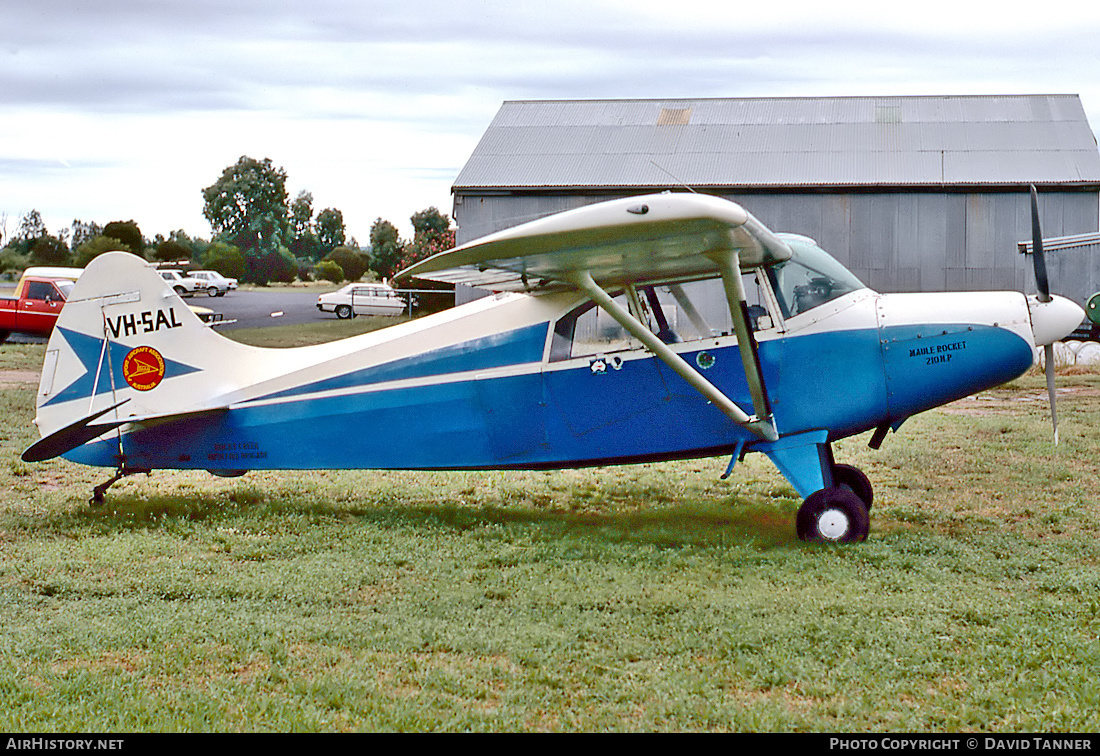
[569, 270, 779, 442]
[708, 249, 773, 426]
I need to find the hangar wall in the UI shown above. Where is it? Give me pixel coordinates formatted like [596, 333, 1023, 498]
[453, 190, 1099, 304]
[450, 96, 1100, 305]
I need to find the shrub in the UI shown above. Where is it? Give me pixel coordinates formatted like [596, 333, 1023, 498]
[314, 259, 344, 283]
[246, 247, 297, 285]
[323, 246, 369, 282]
[201, 243, 246, 280]
[0, 246, 29, 277]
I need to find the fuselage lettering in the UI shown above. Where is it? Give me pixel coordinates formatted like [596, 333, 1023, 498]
[909, 340, 966, 363]
[106, 308, 183, 339]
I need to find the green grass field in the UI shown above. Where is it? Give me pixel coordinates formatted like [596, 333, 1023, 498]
[2, 332, 1099, 732]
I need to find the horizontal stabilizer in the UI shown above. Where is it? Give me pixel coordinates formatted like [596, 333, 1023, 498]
[22, 401, 131, 463]
[22, 403, 227, 463]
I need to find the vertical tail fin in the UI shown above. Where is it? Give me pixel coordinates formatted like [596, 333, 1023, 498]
[31, 252, 256, 454]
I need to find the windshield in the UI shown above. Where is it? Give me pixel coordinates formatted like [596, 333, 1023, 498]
[55, 280, 74, 299]
[765, 235, 865, 318]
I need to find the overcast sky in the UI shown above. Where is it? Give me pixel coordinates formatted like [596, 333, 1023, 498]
[4, 0, 1100, 245]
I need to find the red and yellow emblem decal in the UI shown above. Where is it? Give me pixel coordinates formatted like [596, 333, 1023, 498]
[122, 346, 166, 391]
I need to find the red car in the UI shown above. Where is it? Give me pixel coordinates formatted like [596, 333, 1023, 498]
[0, 267, 81, 342]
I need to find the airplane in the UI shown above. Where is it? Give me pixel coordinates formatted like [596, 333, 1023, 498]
[21, 188, 1084, 543]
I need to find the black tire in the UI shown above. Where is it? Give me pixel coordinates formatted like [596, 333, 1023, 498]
[796, 487, 870, 543]
[207, 286, 219, 297]
[173, 285, 187, 296]
[0, 330, 8, 344]
[833, 463, 873, 509]
[335, 304, 353, 319]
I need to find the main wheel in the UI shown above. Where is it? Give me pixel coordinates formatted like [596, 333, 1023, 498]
[335, 304, 353, 319]
[796, 487, 870, 543]
[207, 286, 219, 297]
[833, 463, 873, 509]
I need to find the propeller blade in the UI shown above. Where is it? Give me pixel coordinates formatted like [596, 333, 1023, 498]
[1030, 185, 1051, 303]
[1045, 343, 1059, 445]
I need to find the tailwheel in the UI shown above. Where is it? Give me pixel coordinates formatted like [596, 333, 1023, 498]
[90, 464, 151, 506]
[796, 487, 870, 543]
[832, 463, 873, 510]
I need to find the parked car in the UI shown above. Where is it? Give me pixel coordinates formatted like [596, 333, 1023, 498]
[188, 270, 238, 297]
[188, 304, 229, 326]
[158, 269, 205, 297]
[0, 268, 81, 342]
[317, 283, 406, 318]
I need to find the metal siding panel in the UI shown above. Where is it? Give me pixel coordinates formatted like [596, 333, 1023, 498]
[914, 194, 948, 291]
[848, 196, 877, 271]
[946, 195, 967, 271]
[1049, 243, 1100, 304]
[965, 194, 996, 271]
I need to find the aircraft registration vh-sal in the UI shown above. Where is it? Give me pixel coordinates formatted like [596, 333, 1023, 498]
[22, 188, 1084, 543]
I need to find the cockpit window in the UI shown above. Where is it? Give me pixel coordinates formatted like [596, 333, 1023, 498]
[765, 235, 865, 318]
[547, 236, 863, 362]
[549, 274, 776, 362]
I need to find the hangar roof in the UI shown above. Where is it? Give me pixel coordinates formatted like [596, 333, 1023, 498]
[453, 95, 1100, 192]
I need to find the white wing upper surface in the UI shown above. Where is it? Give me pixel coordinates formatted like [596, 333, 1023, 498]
[399, 193, 792, 292]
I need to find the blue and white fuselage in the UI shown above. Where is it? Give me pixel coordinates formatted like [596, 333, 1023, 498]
[25, 194, 1083, 542]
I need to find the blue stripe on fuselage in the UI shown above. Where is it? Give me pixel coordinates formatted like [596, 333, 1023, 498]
[63, 321, 1035, 471]
[253, 322, 550, 402]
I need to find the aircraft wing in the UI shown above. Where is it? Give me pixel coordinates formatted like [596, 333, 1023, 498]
[402, 193, 789, 443]
[398, 193, 791, 291]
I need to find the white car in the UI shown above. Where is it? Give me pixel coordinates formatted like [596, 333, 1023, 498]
[317, 283, 406, 319]
[158, 269, 205, 297]
[188, 270, 238, 297]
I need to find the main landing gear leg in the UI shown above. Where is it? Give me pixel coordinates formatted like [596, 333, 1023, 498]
[90, 464, 151, 506]
[759, 431, 872, 543]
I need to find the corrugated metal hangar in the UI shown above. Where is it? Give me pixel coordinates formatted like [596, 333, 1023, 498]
[451, 94, 1100, 304]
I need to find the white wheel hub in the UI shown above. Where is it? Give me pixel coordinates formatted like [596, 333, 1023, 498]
[817, 508, 850, 540]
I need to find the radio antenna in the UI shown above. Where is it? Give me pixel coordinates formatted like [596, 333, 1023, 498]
[649, 161, 697, 193]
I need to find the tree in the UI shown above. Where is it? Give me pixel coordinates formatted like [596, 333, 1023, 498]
[287, 191, 321, 260]
[15, 210, 47, 242]
[391, 208, 455, 313]
[201, 243, 246, 281]
[315, 208, 346, 255]
[152, 238, 192, 263]
[247, 247, 297, 285]
[74, 235, 130, 267]
[368, 218, 404, 280]
[70, 220, 102, 250]
[201, 156, 289, 259]
[397, 207, 455, 273]
[289, 191, 314, 241]
[410, 207, 451, 240]
[103, 220, 144, 257]
[323, 245, 369, 282]
[166, 229, 208, 262]
[30, 235, 71, 266]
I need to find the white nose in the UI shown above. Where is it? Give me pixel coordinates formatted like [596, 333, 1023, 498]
[1028, 295, 1085, 346]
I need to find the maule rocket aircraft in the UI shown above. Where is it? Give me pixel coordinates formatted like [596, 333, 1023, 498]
[22, 188, 1083, 542]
